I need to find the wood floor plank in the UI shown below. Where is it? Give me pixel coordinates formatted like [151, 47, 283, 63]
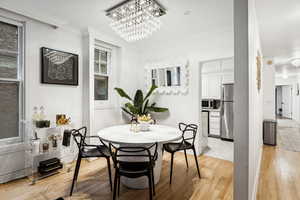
[3, 143, 300, 200]
[0, 153, 233, 200]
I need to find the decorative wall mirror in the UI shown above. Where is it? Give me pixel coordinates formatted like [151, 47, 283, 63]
[145, 60, 189, 94]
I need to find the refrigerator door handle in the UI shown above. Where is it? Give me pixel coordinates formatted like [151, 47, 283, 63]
[221, 101, 224, 116]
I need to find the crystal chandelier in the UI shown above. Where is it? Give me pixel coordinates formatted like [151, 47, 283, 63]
[106, 0, 166, 42]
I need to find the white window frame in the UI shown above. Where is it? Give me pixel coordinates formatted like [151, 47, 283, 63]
[0, 16, 25, 145]
[94, 43, 114, 109]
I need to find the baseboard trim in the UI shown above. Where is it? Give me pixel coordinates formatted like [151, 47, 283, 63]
[0, 168, 27, 184]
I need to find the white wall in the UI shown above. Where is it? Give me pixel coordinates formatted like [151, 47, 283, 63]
[137, 31, 234, 154]
[248, 2, 264, 198]
[234, 0, 263, 199]
[81, 29, 140, 136]
[0, 8, 140, 183]
[93, 44, 140, 133]
[262, 59, 276, 120]
[0, 8, 83, 182]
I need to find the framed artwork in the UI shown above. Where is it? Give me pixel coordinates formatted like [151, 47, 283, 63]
[41, 47, 78, 85]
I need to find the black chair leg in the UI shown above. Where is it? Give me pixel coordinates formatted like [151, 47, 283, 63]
[106, 157, 112, 191]
[148, 173, 153, 200]
[192, 147, 201, 178]
[151, 169, 156, 196]
[118, 175, 120, 197]
[184, 149, 189, 169]
[169, 153, 174, 184]
[70, 156, 82, 196]
[113, 171, 118, 200]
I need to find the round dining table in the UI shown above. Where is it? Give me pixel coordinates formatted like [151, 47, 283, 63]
[97, 124, 182, 189]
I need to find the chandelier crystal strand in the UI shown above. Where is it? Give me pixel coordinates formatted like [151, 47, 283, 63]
[106, 0, 165, 42]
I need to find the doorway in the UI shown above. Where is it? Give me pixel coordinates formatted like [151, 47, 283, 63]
[275, 85, 293, 119]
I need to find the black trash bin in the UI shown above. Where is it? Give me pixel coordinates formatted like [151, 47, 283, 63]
[263, 119, 277, 146]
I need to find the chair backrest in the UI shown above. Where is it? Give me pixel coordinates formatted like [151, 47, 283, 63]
[178, 123, 198, 145]
[109, 142, 158, 168]
[71, 127, 88, 153]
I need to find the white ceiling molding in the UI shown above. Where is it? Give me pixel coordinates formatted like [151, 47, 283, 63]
[0, 5, 67, 28]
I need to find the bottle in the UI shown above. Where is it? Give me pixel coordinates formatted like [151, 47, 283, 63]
[32, 106, 39, 122]
[39, 106, 46, 120]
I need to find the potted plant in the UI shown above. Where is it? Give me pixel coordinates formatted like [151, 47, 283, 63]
[115, 85, 168, 129]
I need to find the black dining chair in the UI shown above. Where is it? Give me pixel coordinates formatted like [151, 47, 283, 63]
[69, 127, 112, 196]
[109, 142, 158, 200]
[163, 123, 200, 184]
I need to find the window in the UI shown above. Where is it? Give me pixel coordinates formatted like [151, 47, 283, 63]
[94, 46, 111, 101]
[0, 19, 24, 143]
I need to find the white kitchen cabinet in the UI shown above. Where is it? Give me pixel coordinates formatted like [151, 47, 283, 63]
[201, 60, 221, 74]
[202, 75, 209, 98]
[202, 74, 221, 99]
[209, 111, 220, 136]
[201, 57, 234, 98]
[207, 74, 222, 99]
[222, 73, 234, 84]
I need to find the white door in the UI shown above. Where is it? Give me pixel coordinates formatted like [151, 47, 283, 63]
[281, 85, 293, 118]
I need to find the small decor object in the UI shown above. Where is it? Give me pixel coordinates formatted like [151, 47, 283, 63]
[48, 134, 62, 148]
[35, 120, 51, 128]
[256, 51, 262, 91]
[31, 138, 40, 155]
[42, 143, 49, 152]
[39, 106, 46, 120]
[106, 0, 166, 42]
[38, 158, 63, 175]
[41, 47, 78, 85]
[32, 106, 39, 122]
[130, 120, 139, 133]
[56, 114, 71, 125]
[62, 130, 72, 147]
[138, 114, 153, 131]
[115, 85, 168, 120]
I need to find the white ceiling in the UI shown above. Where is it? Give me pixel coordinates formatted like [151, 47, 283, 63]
[256, 0, 300, 76]
[0, 0, 233, 47]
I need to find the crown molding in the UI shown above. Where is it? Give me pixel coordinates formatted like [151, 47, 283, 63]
[0, 4, 67, 28]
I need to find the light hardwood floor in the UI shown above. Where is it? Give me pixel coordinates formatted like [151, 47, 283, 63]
[257, 146, 300, 200]
[2, 146, 300, 200]
[0, 153, 233, 200]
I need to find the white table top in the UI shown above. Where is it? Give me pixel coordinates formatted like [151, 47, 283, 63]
[97, 124, 182, 145]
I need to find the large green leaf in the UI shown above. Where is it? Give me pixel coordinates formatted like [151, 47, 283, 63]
[125, 103, 139, 115]
[143, 99, 149, 114]
[114, 88, 132, 101]
[134, 89, 144, 110]
[144, 85, 158, 101]
[147, 106, 169, 113]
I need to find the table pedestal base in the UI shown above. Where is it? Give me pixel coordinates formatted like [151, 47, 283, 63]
[121, 144, 163, 189]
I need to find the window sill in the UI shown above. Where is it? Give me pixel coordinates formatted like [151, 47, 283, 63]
[94, 103, 117, 110]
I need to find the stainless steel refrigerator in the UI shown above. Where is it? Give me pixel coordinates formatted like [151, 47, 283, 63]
[220, 83, 234, 141]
